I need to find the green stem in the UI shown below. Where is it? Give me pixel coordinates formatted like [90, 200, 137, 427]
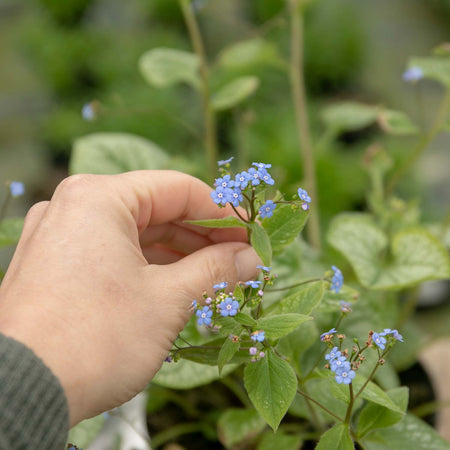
[179, 0, 218, 182]
[387, 88, 450, 194]
[344, 383, 354, 424]
[230, 204, 250, 223]
[288, 0, 321, 251]
[267, 277, 323, 293]
[150, 422, 206, 449]
[354, 349, 389, 401]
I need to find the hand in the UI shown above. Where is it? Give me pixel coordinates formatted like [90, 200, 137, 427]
[0, 171, 260, 425]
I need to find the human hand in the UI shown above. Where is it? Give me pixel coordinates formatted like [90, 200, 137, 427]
[0, 171, 260, 425]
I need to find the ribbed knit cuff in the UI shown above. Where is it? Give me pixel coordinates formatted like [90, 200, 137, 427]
[0, 333, 69, 450]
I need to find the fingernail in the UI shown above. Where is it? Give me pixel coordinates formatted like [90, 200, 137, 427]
[234, 246, 262, 281]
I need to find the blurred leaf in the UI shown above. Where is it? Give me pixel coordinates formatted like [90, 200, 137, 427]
[211, 76, 260, 111]
[217, 408, 266, 448]
[408, 56, 450, 87]
[267, 281, 325, 316]
[257, 314, 311, 340]
[218, 336, 241, 375]
[262, 204, 309, 255]
[0, 218, 24, 248]
[70, 133, 169, 175]
[218, 37, 284, 70]
[327, 213, 450, 290]
[250, 222, 272, 266]
[153, 358, 238, 389]
[316, 423, 353, 450]
[185, 216, 246, 228]
[67, 414, 105, 449]
[432, 43, 450, 57]
[244, 349, 297, 431]
[377, 109, 419, 135]
[357, 387, 408, 438]
[321, 102, 379, 133]
[361, 413, 450, 450]
[139, 48, 200, 89]
[257, 431, 302, 450]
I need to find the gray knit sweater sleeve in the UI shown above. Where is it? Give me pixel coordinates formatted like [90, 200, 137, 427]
[0, 333, 69, 450]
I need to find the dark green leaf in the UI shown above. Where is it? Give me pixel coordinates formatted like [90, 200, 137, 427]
[249, 222, 272, 267]
[257, 314, 312, 340]
[377, 109, 419, 135]
[357, 387, 408, 438]
[0, 218, 24, 248]
[211, 76, 260, 111]
[70, 133, 169, 175]
[67, 414, 106, 449]
[262, 204, 308, 255]
[218, 336, 241, 375]
[217, 408, 266, 448]
[244, 350, 297, 431]
[235, 312, 257, 327]
[257, 431, 302, 450]
[316, 423, 354, 450]
[185, 216, 246, 228]
[139, 48, 200, 89]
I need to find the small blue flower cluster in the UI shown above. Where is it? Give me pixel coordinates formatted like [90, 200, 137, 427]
[325, 346, 355, 385]
[9, 181, 25, 197]
[67, 444, 83, 450]
[402, 66, 423, 82]
[249, 330, 266, 361]
[330, 265, 343, 294]
[372, 328, 403, 350]
[297, 188, 311, 211]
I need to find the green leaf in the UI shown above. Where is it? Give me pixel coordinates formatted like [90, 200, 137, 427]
[267, 281, 326, 316]
[218, 37, 284, 70]
[233, 284, 245, 303]
[257, 314, 311, 340]
[357, 387, 409, 438]
[0, 218, 23, 248]
[262, 204, 309, 255]
[244, 350, 297, 431]
[138, 48, 200, 89]
[361, 413, 450, 450]
[249, 222, 272, 266]
[316, 423, 353, 450]
[218, 336, 241, 375]
[257, 431, 302, 450]
[70, 133, 169, 175]
[327, 213, 450, 290]
[184, 216, 246, 228]
[217, 408, 266, 449]
[211, 76, 260, 111]
[377, 109, 419, 135]
[153, 358, 238, 389]
[321, 102, 379, 133]
[235, 312, 257, 327]
[408, 56, 450, 87]
[67, 414, 106, 449]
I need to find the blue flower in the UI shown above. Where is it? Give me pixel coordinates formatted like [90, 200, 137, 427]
[372, 332, 387, 350]
[330, 357, 350, 373]
[234, 171, 251, 189]
[297, 188, 311, 203]
[210, 186, 232, 205]
[325, 346, 341, 361]
[257, 265, 272, 272]
[196, 306, 213, 326]
[213, 282, 227, 290]
[219, 297, 239, 317]
[330, 265, 344, 294]
[252, 162, 272, 169]
[380, 328, 403, 342]
[258, 168, 275, 185]
[217, 157, 234, 166]
[9, 181, 25, 197]
[248, 168, 261, 186]
[215, 174, 234, 189]
[251, 330, 265, 342]
[245, 280, 262, 289]
[402, 66, 423, 82]
[259, 200, 276, 219]
[82, 102, 96, 121]
[340, 300, 352, 313]
[229, 187, 243, 207]
[335, 367, 355, 385]
[320, 328, 337, 341]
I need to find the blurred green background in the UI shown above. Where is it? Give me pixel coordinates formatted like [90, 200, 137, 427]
[1, 0, 449, 226]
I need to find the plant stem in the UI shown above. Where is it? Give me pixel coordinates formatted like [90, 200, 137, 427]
[296, 387, 343, 423]
[344, 383, 354, 424]
[288, 0, 321, 251]
[387, 88, 450, 194]
[267, 277, 323, 292]
[179, 0, 218, 182]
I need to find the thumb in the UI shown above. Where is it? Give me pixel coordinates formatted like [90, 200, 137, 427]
[148, 242, 262, 308]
